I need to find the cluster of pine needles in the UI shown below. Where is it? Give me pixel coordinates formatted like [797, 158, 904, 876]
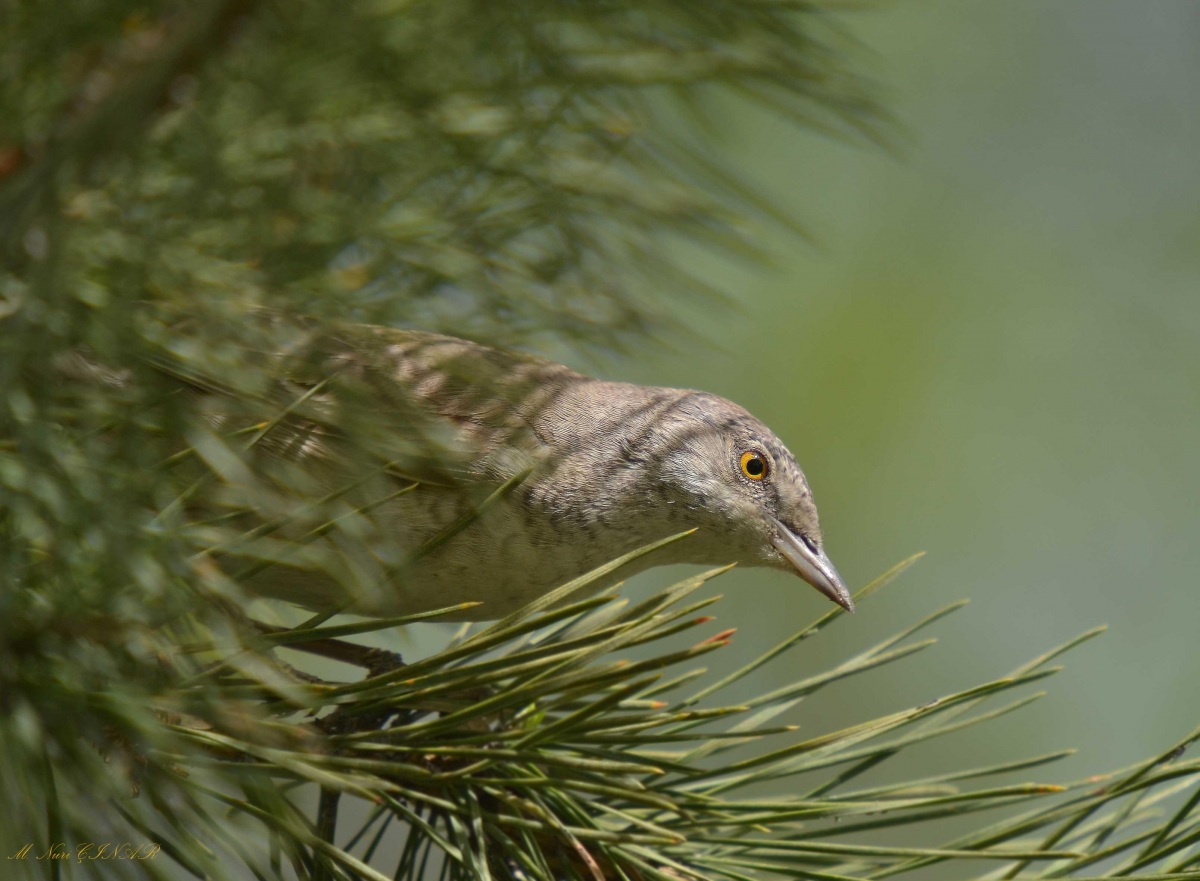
[70, 532, 1200, 880]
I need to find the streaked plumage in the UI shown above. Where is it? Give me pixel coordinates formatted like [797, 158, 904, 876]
[232, 328, 851, 619]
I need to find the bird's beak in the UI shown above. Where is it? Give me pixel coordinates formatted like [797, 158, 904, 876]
[770, 517, 854, 612]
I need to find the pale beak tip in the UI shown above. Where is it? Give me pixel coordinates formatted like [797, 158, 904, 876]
[770, 517, 856, 614]
[814, 568, 855, 613]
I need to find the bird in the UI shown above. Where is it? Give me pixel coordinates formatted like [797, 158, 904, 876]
[192, 326, 853, 620]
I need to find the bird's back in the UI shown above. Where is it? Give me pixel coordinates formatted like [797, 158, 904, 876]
[246, 328, 638, 617]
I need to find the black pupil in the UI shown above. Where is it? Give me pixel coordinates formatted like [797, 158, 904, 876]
[745, 456, 764, 477]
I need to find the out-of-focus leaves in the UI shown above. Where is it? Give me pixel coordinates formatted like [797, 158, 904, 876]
[0, 3, 884, 876]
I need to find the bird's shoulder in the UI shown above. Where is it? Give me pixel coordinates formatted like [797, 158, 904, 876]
[309, 327, 596, 485]
[331, 327, 587, 416]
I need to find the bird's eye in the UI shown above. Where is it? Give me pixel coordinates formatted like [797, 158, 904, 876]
[739, 450, 769, 481]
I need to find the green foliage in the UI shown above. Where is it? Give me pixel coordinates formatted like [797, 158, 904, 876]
[1, 3, 880, 868]
[2, 2, 1198, 881]
[14, 538, 1200, 881]
[222, 558, 1199, 881]
[1, 0, 881, 348]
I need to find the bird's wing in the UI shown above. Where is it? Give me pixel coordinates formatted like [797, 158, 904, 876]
[329, 326, 587, 479]
[128, 323, 588, 489]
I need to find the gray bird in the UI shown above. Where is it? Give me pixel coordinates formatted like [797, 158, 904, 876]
[234, 328, 853, 619]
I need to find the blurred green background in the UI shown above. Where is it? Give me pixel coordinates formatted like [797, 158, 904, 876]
[607, 0, 1200, 787]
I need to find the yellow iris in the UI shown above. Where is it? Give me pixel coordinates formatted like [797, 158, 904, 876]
[740, 450, 768, 480]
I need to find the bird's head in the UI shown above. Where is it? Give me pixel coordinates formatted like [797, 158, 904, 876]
[651, 392, 854, 612]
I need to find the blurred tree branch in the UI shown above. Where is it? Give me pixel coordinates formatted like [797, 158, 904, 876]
[0, 0, 256, 246]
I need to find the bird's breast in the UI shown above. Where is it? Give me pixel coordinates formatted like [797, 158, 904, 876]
[344, 477, 690, 618]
